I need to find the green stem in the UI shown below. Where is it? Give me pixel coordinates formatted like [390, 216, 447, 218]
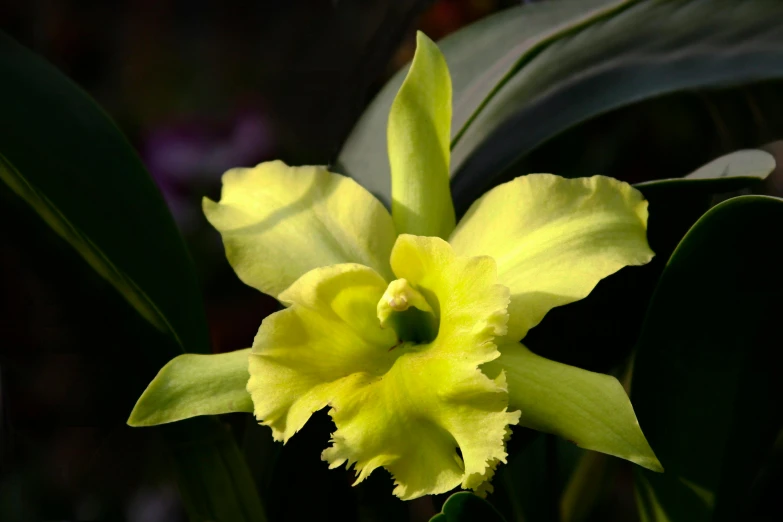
[163, 417, 268, 522]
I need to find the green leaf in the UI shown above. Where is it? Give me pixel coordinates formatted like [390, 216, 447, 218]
[636, 149, 775, 195]
[128, 349, 254, 427]
[637, 149, 776, 260]
[521, 149, 776, 379]
[685, 149, 775, 181]
[338, 0, 783, 213]
[165, 418, 268, 522]
[631, 195, 783, 521]
[0, 31, 207, 354]
[491, 433, 581, 522]
[339, 0, 626, 205]
[450, 0, 783, 209]
[560, 450, 617, 522]
[388, 31, 455, 239]
[0, 32, 266, 521]
[500, 84, 783, 198]
[430, 492, 507, 522]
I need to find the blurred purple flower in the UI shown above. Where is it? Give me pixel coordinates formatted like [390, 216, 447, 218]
[144, 110, 275, 231]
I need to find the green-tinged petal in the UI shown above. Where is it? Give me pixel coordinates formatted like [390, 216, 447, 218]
[450, 174, 654, 341]
[484, 343, 662, 472]
[248, 237, 519, 500]
[388, 32, 456, 239]
[128, 349, 253, 427]
[323, 235, 518, 499]
[203, 160, 396, 298]
[247, 264, 397, 442]
[470, 424, 512, 498]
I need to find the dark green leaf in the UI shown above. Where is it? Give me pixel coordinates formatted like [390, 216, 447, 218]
[430, 492, 507, 522]
[338, 0, 783, 214]
[560, 450, 617, 522]
[637, 149, 776, 259]
[0, 32, 266, 521]
[0, 31, 207, 354]
[496, 84, 783, 195]
[165, 418, 268, 522]
[523, 148, 774, 374]
[631, 195, 783, 521]
[490, 432, 582, 522]
[636, 149, 775, 196]
[451, 0, 783, 210]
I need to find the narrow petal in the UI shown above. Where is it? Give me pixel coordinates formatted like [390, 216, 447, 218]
[128, 349, 253, 427]
[450, 174, 654, 341]
[203, 160, 397, 298]
[483, 343, 662, 472]
[388, 32, 456, 239]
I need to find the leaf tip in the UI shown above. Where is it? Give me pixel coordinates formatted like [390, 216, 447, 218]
[635, 454, 664, 474]
[126, 404, 152, 428]
[415, 30, 434, 47]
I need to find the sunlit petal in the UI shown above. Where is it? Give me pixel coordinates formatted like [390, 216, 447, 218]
[204, 160, 397, 298]
[451, 174, 653, 341]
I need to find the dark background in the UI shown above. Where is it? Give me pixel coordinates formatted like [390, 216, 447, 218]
[5, 1, 783, 521]
[0, 1, 531, 521]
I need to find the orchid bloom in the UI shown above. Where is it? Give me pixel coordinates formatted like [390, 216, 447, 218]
[129, 32, 661, 500]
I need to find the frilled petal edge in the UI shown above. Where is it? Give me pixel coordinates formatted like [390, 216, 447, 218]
[247, 236, 520, 499]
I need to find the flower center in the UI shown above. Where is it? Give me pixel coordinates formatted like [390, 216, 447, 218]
[377, 278, 439, 344]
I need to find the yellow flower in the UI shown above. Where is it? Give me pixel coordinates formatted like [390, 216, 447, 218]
[129, 32, 661, 500]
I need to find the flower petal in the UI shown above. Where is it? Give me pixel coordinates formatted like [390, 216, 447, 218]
[247, 236, 519, 500]
[323, 235, 519, 499]
[388, 32, 456, 239]
[449, 174, 654, 341]
[128, 348, 253, 427]
[203, 160, 397, 298]
[483, 342, 662, 472]
[247, 263, 397, 442]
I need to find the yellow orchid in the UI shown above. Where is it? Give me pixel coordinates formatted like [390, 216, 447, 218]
[129, 32, 661, 500]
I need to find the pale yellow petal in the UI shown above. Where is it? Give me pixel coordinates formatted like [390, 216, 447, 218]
[128, 349, 253, 427]
[484, 342, 662, 472]
[450, 174, 653, 341]
[246, 263, 397, 442]
[247, 237, 519, 499]
[323, 235, 519, 499]
[204, 160, 396, 298]
[388, 32, 455, 239]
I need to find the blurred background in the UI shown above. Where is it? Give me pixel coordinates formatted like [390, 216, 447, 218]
[2, 0, 783, 521]
[0, 1, 529, 521]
